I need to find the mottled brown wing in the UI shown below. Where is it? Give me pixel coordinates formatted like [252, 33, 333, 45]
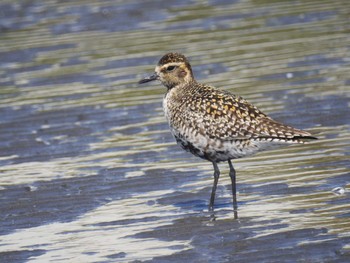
[185, 87, 315, 142]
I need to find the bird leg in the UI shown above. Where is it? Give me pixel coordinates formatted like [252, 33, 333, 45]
[209, 162, 220, 211]
[228, 159, 238, 218]
[228, 159, 236, 196]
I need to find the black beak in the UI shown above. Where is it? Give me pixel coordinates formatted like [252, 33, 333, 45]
[138, 73, 159, 84]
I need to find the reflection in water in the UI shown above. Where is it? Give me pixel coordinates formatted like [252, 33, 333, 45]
[210, 195, 239, 221]
[0, 0, 350, 262]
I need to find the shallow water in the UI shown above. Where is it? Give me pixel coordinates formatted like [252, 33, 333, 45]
[1, 0, 350, 262]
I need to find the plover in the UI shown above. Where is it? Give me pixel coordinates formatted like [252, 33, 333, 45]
[139, 52, 317, 213]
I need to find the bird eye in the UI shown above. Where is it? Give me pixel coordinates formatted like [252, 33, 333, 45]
[166, 65, 176, 71]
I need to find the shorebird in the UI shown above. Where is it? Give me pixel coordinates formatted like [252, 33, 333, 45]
[139, 52, 317, 213]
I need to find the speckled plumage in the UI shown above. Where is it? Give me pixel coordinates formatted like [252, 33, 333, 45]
[139, 52, 317, 214]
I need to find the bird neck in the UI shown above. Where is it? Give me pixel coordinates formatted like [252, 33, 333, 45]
[164, 79, 196, 103]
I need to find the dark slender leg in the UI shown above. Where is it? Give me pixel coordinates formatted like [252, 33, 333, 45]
[209, 162, 220, 211]
[228, 159, 238, 219]
[228, 159, 236, 196]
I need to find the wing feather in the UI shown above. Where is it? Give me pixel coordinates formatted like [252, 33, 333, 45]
[182, 86, 316, 142]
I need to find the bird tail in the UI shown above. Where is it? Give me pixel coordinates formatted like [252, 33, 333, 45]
[256, 117, 317, 143]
